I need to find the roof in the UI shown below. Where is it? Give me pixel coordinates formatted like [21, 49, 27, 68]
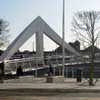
[81, 46, 100, 53]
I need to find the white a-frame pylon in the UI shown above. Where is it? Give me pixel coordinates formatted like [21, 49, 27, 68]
[0, 16, 80, 62]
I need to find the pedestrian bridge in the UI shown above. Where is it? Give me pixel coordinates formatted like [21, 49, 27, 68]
[0, 16, 80, 63]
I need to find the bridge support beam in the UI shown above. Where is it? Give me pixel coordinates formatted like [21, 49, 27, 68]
[36, 32, 44, 64]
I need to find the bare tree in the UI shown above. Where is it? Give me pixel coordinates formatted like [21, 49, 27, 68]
[72, 11, 100, 86]
[0, 19, 9, 48]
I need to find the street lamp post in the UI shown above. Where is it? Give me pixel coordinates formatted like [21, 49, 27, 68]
[62, 0, 65, 76]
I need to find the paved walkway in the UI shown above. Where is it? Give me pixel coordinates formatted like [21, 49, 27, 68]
[0, 82, 96, 89]
[0, 77, 100, 94]
[0, 78, 100, 99]
[0, 80, 100, 91]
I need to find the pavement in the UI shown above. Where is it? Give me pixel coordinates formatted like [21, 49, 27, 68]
[0, 77, 100, 94]
[0, 78, 100, 99]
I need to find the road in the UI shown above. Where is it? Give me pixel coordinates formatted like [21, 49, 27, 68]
[0, 93, 100, 100]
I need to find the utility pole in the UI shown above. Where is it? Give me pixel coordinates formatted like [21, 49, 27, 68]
[62, 0, 65, 76]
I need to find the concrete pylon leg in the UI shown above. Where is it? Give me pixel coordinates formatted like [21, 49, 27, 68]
[36, 32, 44, 64]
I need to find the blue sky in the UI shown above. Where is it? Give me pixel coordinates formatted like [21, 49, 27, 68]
[0, 0, 100, 51]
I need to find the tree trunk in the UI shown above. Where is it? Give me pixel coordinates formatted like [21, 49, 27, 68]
[89, 43, 95, 86]
[89, 61, 94, 86]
